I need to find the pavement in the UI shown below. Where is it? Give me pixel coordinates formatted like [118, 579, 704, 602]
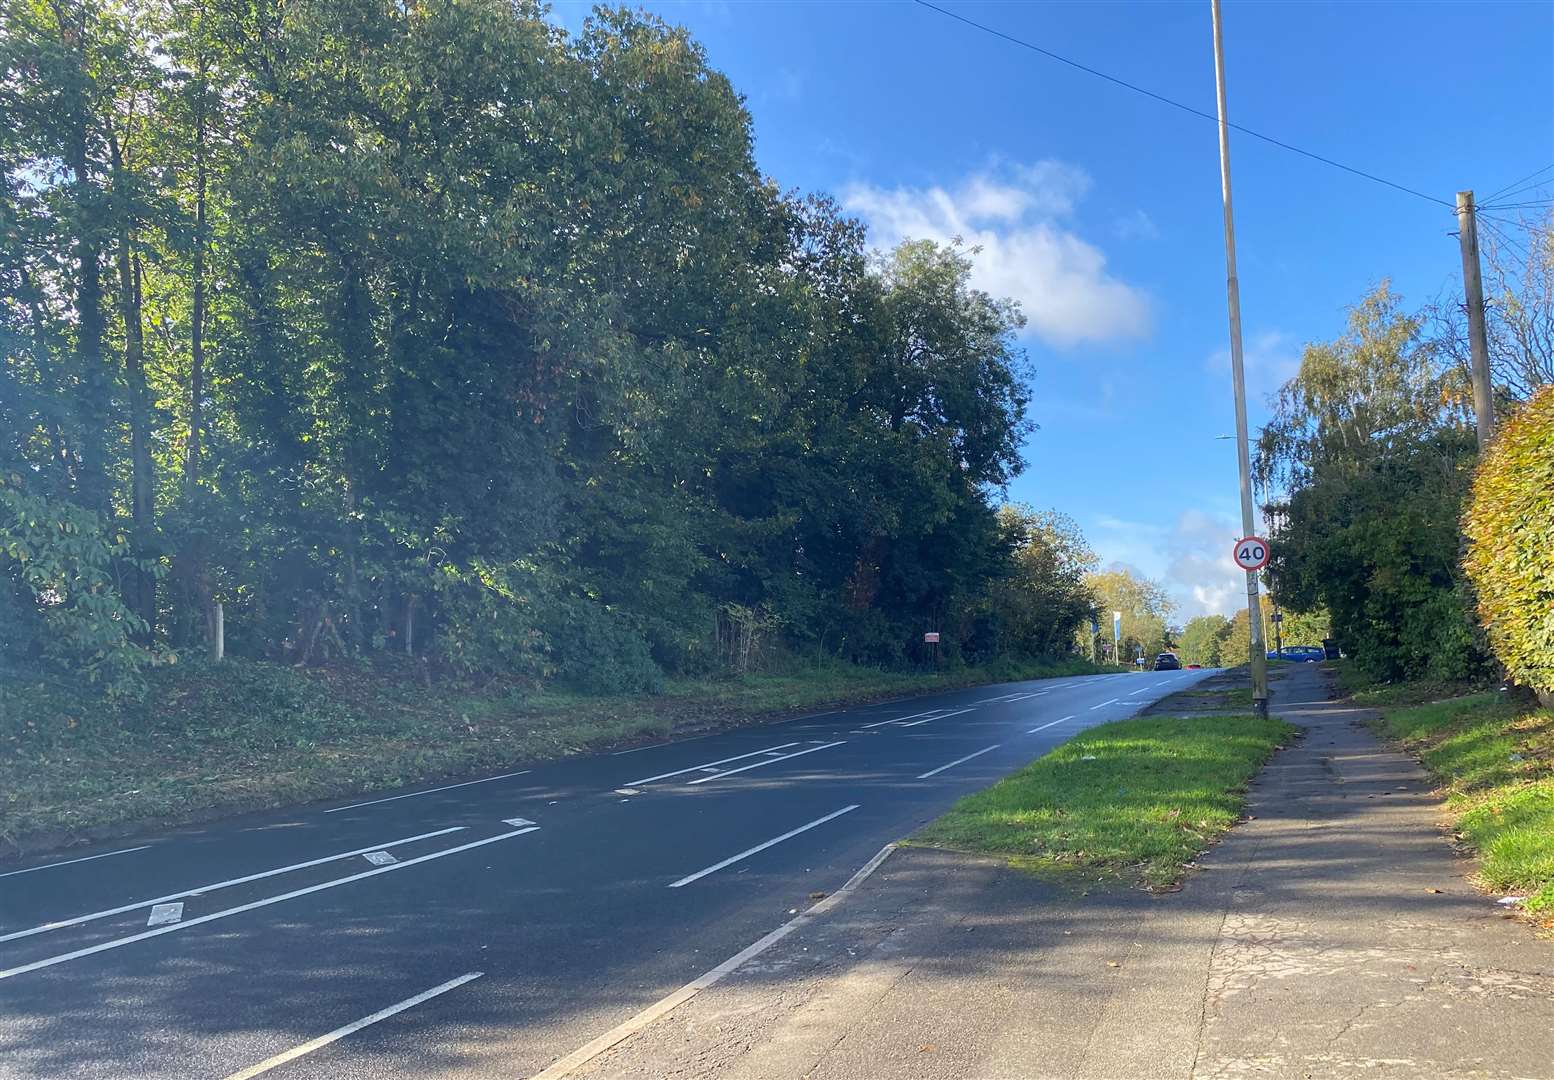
[573, 663, 1554, 1080]
[0, 667, 1214, 1079]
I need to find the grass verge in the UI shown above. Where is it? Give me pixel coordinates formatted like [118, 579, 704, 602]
[1369, 692, 1554, 917]
[910, 713, 1296, 889]
[0, 654, 1123, 857]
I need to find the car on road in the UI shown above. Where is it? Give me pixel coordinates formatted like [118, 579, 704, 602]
[1153, 652, 1181, 670]
[1268, 645, 1325, 662]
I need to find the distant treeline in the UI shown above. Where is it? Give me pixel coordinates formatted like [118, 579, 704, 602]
[2, 0, 1103, 695]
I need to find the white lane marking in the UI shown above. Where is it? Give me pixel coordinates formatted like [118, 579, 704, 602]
[613, 788, 642, 796]
[361, 851, 397, 866]
[0, 826, 466, 945]
[146, 903, 183, 927]
[325, 771, 531, 814]
[0, 845, 151, 880]
[220, 972, 484, 1080]
[860, 709, 938, 729]
[502, 818, 537, 828]
[1026, 715, 1076, 734]
[1089, 698, 1120, 710]
[668, 805, 860, 888]
[1128, 686, 1153, 696]
[532, 844, 896, 1080]
[625, 743, 800, 786]
[612, 732, 718, 756]
[686, 741, 846, 785]
[917, 743, 1001, 779]
[0, 829, 537, 981]
[898, 707, 974, 728]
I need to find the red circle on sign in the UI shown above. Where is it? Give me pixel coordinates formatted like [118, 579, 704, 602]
[1233, 536, 1271, 571]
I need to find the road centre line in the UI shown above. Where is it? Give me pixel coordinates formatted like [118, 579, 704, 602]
[1089, 698, 1120, 710]
[0, 828, 537, 981]
[860, 709, 939, 729]
[626, 743, 800, 786]
[0, 845, 152, 880]
[686, 741, 846, 785]
[668, 805, 860, 888]
[897, 707, 974, 728]
[917, 744, 1001, 779]
[533, 844, 897, 1080]
[1026, 715, 1076, 734]
[325, 771, 531, 813]
[0, 826, 466, 945]
[1128, 686, 1152, 696]
[220, 972, 485, 1080]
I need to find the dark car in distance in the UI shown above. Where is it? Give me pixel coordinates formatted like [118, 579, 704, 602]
[1154, 652, 1182, 670]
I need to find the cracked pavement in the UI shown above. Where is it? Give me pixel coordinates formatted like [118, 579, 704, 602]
[575, 665, 1554, 1079]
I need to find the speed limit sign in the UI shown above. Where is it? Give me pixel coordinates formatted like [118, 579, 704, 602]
[1233, 536, 1270, 571]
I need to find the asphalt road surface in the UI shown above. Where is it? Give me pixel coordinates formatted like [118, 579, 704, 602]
[0, 667, 1214, 1080]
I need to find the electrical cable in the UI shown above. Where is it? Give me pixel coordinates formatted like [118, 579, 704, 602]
[911, 0, 1454, 210]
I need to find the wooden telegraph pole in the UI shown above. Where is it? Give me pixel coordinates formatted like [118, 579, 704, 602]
[1455, 191, 1496, 448]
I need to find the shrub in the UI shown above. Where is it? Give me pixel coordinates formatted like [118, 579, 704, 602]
[1464, 387, 1554, 703]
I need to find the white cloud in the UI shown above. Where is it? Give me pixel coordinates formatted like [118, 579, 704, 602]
[842, 163, 1151, 347]
[1206, 329, 1302, 405]
[1112, 208, 1160, 241]
[1161, 508, 1248, 620]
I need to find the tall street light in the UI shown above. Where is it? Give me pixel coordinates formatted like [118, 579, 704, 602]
[1210, 0, 1269, 718]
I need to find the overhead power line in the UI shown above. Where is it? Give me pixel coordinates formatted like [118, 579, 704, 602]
[912, 0, 1454, 209]
[1483, 163, 1554, 204]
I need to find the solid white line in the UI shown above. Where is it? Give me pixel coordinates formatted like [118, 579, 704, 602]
[0, 826, 466, 944]
[1089, 698, 1120, 710]
[0, 845, 151, 880]
[531, 844, 897, 1080]
[1026, 715, 1075, 734]
[220, 972, 485, 1080]
[917, 743, 1001, 779]
[0, 829, 536, 981]
[612, 732, 718, 756]
[668, 805, 859, 888]
[686, 741, 845, 785]
[898, 707, 974, 728]
[625, 743, 801, 786]
[324, 771, 531, 813]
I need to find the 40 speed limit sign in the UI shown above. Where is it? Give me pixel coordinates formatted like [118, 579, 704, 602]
[1233, 536, 1271, 571]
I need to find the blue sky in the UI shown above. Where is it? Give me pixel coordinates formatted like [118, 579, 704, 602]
[553, 0, 1554, 621]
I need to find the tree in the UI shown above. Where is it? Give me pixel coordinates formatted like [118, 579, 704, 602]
[1086, 567, 1174, 664]
[1179, 614, 1230, 667]
[1257, 284, 1487, 681]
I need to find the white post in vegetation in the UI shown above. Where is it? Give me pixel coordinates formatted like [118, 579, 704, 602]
[209, 600, 224, 662]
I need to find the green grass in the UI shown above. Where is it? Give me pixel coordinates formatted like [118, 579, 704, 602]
[911, 713, 1296, 888]
[1370, 692, 1554, 916]
[1331, 658, 1488, 708]
[0, 654, 1122, 855]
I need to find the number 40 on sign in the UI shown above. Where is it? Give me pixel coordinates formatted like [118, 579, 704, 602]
[1233, 536, 1270, 571]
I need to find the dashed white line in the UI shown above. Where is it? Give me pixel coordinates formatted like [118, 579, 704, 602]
[361, 851, 397, 866]
[0, 845, 151, 880]
[917, 743, 1002, 779]
[1027, 715, 1076, 734]
[668, 805, 860, 888]
[324, 771, 531, 813]
[0, 826, 467, 945]
[687, 741, 845, 785]
[220, 972, 485, 1080]
[626, 743, 801, 786]
[1089, 698, 1120, 710]
[860, 709, 938, 729]
[0, 828, 538, 982]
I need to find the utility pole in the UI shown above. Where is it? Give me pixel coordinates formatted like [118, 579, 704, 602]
[1210, 0, 1269, 718]
[1455, 191, 1496, 448]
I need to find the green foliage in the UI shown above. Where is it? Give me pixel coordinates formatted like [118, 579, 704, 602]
[912, 713, 1296, 887]
[1464, 387, 1554, 702]
[1258, 284, 1489, 683]
[0, 478, 154, 696]
[1178, 614, 1230, 667]
[1, 1, 1045, 699]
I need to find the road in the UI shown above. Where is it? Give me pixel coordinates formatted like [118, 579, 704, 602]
[0, 667, 1213, 1080]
